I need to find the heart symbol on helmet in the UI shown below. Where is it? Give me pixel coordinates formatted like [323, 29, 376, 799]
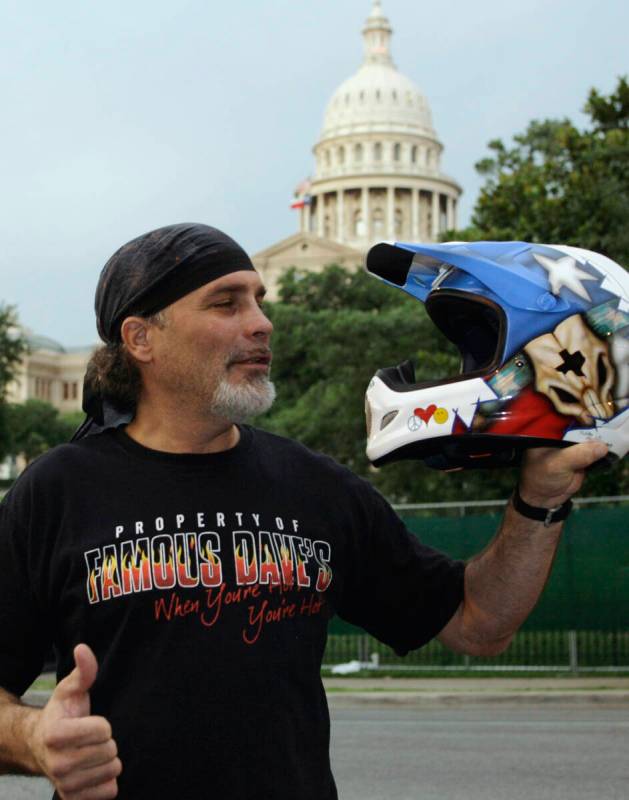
[414, 405, 437, 424]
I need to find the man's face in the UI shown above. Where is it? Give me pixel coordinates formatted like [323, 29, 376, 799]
[146, 270, 275, 421]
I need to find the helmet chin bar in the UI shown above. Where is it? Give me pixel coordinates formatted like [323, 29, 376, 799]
[364, 365, 622, 472]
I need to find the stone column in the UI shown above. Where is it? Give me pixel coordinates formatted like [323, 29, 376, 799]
[361, 186, 369, 241]
[317, 194, 325, 238]
[337, 189, 344, 243]
[431, 191, 440, 240]
[304, 201, 311, 234]
[386, 186, 395, 240]
[411, 188, 419, 240]
[52, 379, 62, 407]
[446, 195, 455, 231]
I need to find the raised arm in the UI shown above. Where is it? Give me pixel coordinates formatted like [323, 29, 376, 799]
[438, 440, 608, 656]
[0, 644, 121, 799]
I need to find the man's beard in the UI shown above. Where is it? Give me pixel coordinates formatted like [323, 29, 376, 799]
[210, 373, 276, 423]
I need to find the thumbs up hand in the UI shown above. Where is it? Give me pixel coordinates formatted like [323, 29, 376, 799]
[29, 644, 121, 799]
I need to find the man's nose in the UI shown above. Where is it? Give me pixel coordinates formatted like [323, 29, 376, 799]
[249, 303, 273, 339]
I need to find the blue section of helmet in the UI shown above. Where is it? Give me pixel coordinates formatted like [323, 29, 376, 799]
[370, 240, 622, 364]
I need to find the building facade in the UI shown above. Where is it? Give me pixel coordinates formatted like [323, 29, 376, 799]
[6, 331, 93, 415]
[253, 0, 462, 295]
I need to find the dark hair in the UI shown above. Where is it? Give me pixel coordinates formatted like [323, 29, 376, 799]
[85, 311, 166, 412]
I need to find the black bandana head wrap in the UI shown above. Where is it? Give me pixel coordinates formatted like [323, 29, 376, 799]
[73, 223, 256, 440]
[96, 222, 256, 343]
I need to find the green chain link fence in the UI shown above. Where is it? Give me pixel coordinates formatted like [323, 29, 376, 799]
[325, 498, 629, 672]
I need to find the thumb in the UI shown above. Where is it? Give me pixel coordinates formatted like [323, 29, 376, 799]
[52, 644, 98, 717]
[555, 440, 609, 473]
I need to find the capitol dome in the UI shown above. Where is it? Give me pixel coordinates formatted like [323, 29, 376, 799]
[321, 3, 435, 141]
[293, 0, 462, 250]
[322, 65, 435, 140]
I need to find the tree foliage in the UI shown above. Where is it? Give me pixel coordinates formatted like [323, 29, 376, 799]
[468, 76, 629, 265]
[0, 305, 28, 400]
[0, 305, 29, 460]
[5, 400, 82, 464]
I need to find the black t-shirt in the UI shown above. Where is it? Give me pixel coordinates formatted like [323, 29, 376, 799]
[0, 426, 464, 799]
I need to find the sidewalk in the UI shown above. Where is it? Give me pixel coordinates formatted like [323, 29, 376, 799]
[323, 676, 629, 706]
[25, 675, 629, 708]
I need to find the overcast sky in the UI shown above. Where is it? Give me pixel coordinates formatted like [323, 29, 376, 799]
[1, 0, 627, 347]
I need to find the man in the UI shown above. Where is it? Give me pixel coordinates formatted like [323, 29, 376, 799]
[0, 223, 606, 799]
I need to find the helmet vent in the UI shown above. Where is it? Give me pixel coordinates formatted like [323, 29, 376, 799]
[366, 244, 414, 286]
[380, 411, 398, 430]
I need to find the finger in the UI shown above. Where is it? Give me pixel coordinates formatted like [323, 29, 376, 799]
[54, 645, 98, 709]
[61, 777, 119, 800]
[69, 740, 118, 772]
[46, 716, 113, 749]
[57, 758, 122, 796]
[554, 441, 608, 472]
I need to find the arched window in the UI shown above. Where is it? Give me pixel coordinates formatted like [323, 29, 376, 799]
[392, 90, 398, 102]
[354, 211, 366, 237]
[374, 142, 382, 161]
[338, 146, 345, 165]
[411, 145, 418, 163]
[393, 143, 401, 161]
[325, 149, 331, 167]
[324, 215, 332, 238]
[372, 208, 385, 237]
[359, 90, 365, 103]
[375, 89, 381, 102]
[354, 143, 363, 163]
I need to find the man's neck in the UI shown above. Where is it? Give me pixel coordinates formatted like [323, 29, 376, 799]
[125, 405, 240, 454]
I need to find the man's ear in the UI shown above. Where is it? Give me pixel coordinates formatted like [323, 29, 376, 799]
[120, 317, 153, 364]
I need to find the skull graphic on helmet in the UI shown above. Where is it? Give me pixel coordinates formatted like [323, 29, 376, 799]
[524, 314, 615, 426]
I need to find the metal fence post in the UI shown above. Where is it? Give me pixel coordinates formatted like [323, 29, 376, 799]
[568, 630, 578, 673]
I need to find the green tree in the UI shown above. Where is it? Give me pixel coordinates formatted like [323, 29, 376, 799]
[0, 305, 29, 460]
[5, 400, 79, 464]
[258, 266, 520, 503]
[467, 76, 629, 265]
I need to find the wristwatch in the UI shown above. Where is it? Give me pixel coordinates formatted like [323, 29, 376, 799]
[512, 484, 573, 527]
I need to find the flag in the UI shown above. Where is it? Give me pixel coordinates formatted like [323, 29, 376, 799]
[291, 177, 312, 210]
[290, 194, 312, 210]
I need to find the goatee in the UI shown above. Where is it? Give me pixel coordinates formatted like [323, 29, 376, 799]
[210, 375, 276, 422]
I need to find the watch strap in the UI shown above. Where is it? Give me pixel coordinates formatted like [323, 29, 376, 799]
[512, 485, 573, 527]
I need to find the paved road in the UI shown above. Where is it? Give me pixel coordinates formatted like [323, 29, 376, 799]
[330, 704, 629, 800]
[0, 776, 52, 800]
[1, 703, 627, 799]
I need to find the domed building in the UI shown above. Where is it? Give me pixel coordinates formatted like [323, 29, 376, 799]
[6, 328, 94, 413]
[253, 0, 462, 294]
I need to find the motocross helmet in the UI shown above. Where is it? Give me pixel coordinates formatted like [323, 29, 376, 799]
[364, 240, 629, 470]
